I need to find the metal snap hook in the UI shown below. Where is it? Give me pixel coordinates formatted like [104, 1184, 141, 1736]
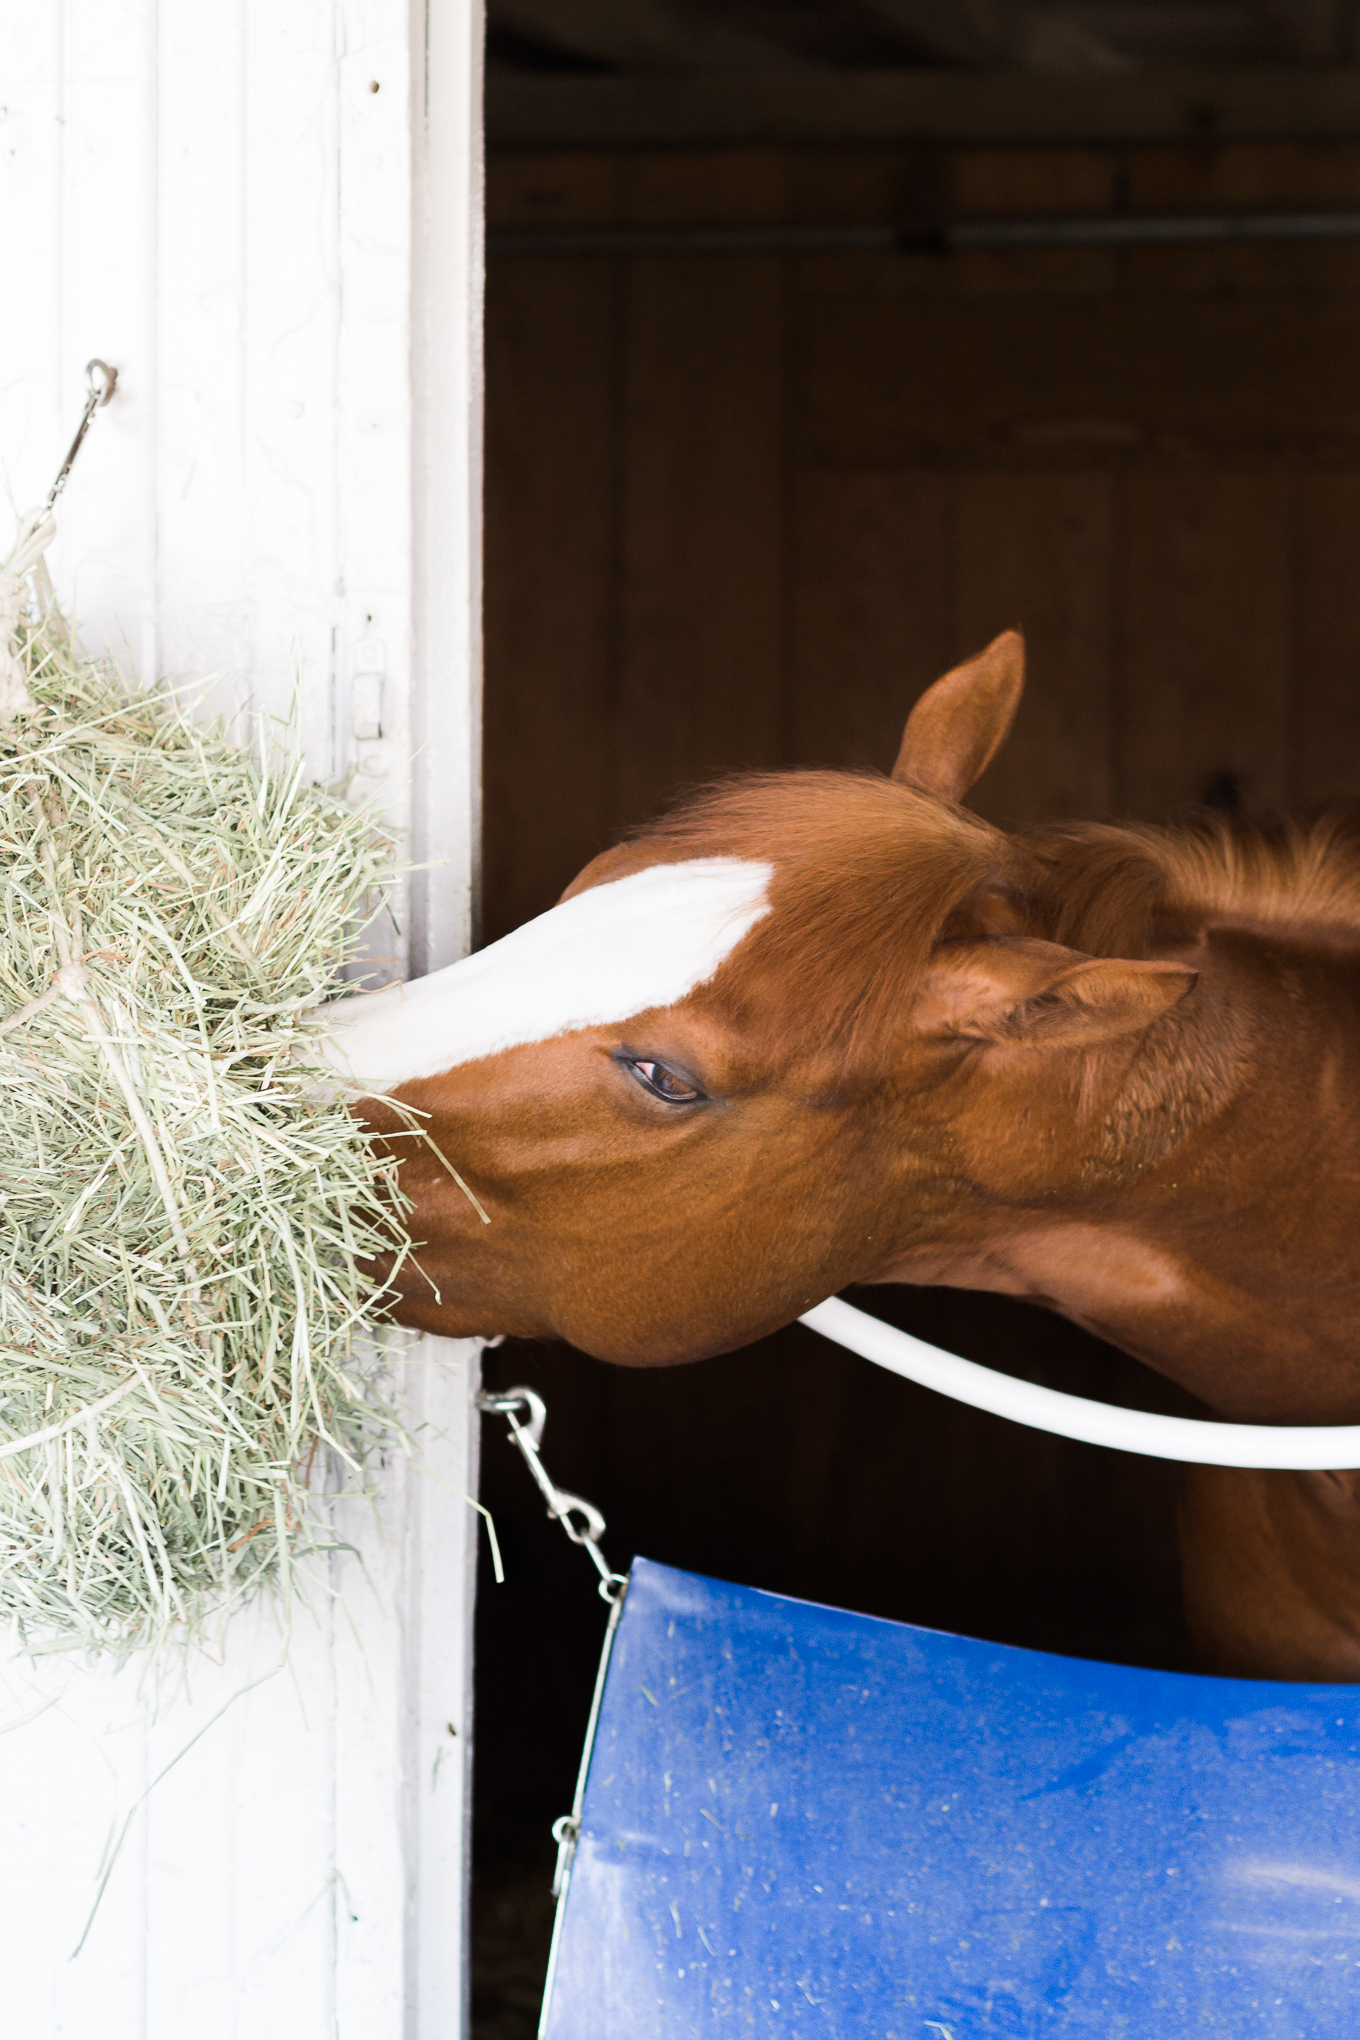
[85, 360, 118, 406]
[44, 359, 120, 514]
[549, 1490, 606, 1547]
[476, 1384, 546, 1450]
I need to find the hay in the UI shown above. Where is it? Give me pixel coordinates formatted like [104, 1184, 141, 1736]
[0, 581, 415, 1659]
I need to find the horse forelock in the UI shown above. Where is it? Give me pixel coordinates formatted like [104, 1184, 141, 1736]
[617, 770, 1009, 1073]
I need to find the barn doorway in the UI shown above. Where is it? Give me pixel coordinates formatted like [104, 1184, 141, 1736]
[472, 12, 1360, 2030]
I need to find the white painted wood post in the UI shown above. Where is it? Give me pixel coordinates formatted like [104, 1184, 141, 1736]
[0, 5, 484, 2033]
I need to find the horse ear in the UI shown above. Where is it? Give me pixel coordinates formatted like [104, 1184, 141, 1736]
[892, 631, 1025, 803]
[916, 938, 1196, 1048]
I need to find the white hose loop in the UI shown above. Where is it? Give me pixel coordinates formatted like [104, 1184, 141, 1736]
[800, 1296, 1360, 1469]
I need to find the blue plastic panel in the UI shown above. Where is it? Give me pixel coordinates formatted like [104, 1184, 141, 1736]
[542, 1558, 1360, 2038]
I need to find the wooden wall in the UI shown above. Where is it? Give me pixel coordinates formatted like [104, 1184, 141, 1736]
[5, 14, 482, 2037]
[485, 137, 1360, 943]
[475, 139, 1360, 1976]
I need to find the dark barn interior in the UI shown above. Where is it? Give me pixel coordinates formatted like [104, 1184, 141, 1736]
[470, 8, 1360, 2031]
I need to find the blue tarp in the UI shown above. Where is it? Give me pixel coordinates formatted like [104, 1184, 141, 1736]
[543, 1557, 1360, 2037]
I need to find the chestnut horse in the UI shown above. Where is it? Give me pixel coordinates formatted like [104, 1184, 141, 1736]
[324, 633, 1360, 1684]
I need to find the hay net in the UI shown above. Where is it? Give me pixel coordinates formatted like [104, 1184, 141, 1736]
[0, 519, 414, 1658]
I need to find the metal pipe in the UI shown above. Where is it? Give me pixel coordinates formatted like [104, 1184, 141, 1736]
[488, 208, 1360, 258]
[802, 1297, 1360, 1469]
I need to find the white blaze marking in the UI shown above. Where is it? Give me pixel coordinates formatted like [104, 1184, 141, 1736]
[320, 857, 772, 1092]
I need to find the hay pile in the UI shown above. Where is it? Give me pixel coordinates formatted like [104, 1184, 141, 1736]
[0, 551, 414, 1657]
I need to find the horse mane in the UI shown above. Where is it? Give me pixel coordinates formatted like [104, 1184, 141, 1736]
[1026, 804, 1360, 960]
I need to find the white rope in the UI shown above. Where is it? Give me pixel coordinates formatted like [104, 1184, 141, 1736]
[800, 1296, 1360, 1469]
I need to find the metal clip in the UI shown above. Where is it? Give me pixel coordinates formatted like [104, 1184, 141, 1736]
[550, 1813, 580, 1896]
[476, 1385, 626, 1602]
[479, 1385, 544, 1449]
[44, 360, 119, 515]
[539, 1564, 628, 2014]
[478, 1377, 632, 1992]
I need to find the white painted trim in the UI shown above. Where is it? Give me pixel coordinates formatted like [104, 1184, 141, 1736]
[411, 0, 485, 980]
[399, 1338, 483, 2039]
[404, 13, 486, 2036]
[0, 4, 485, 2031]
[803, 1298, 1360, 1469]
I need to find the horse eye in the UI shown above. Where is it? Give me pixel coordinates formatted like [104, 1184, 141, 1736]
[628, 1059, 703, 1103]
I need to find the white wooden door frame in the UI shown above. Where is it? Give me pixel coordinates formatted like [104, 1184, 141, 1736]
[0, 5, 485, 2033]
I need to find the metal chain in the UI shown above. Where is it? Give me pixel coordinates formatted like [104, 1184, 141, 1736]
[475, 1384, 629, 1908]
[476, 1385, 626, 1604]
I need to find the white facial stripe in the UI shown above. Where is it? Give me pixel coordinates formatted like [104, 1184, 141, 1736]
[320, 857, 773, 1092]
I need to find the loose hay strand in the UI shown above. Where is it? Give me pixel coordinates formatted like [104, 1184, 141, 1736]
[0, 599, 413, 1658]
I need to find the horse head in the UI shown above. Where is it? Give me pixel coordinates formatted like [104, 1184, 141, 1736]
[328, 634, 1360, 1683]
[322, 632, 1194, 1364]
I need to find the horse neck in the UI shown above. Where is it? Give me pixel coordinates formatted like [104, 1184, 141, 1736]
[1017, 821, 1360, 1258]
[917, 925, 1360, 1422]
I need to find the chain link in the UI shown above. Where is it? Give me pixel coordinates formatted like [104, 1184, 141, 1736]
[475, 1383, 630, 1913]
[476, 1386, 626, 1603]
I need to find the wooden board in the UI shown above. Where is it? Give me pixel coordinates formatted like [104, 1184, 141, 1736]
[799, 289, 1360, 473]
[956, 471, 1117, 827]
[0, 7, 484, 2034]
[1297, 471, 1360, 806]
[614, 249, 788, 822]
[485, 140, 1360, 860]
[483, 257, 618, 940]
[487, 65, 1360, 150]
[1121, 472, 1293, 817]
[788, 468, 952, 773]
